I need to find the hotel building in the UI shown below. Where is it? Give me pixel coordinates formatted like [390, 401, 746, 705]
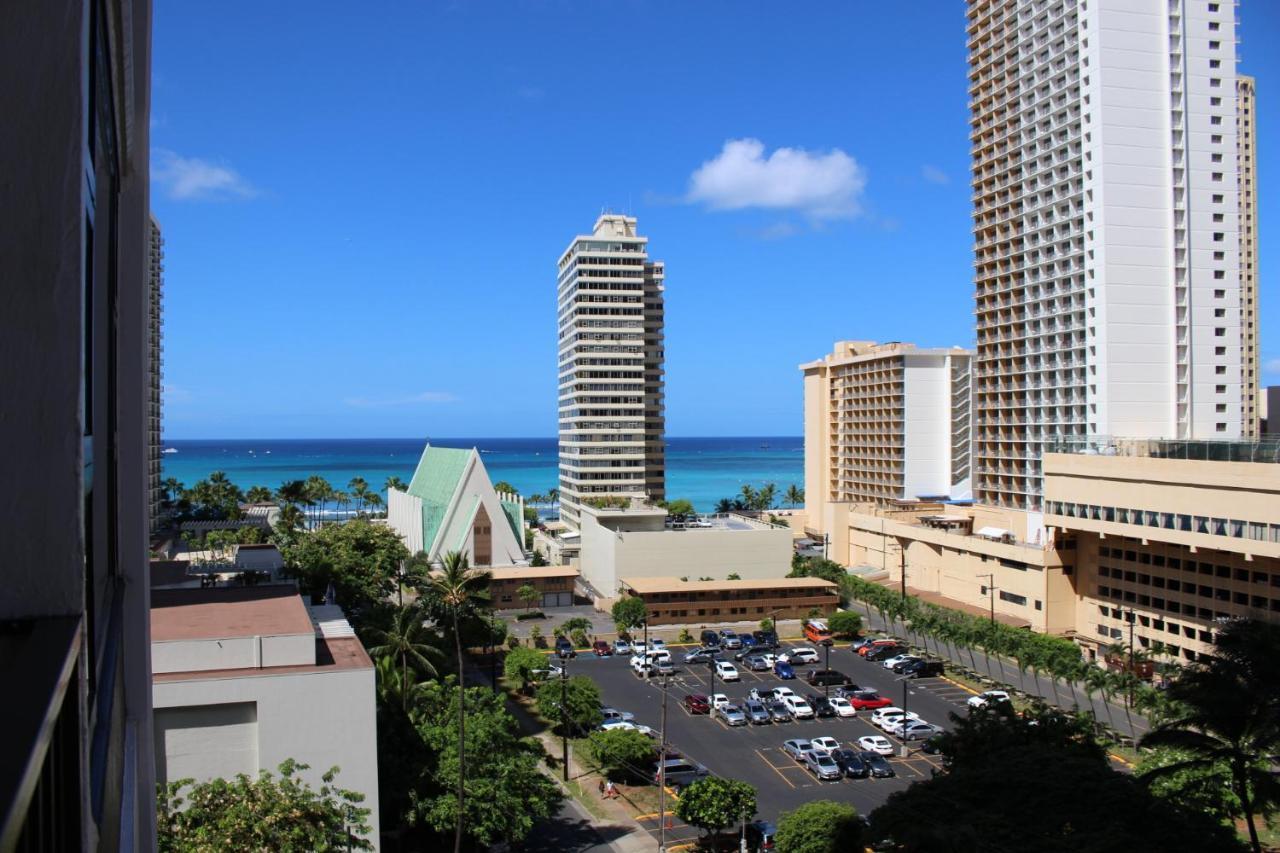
[149, 215, 165, 532]
[1237, 74, 1259, 437]
[1, 0, 158, 845]
[801, 341, 973, 522]
[556, 215, 666, 529]
[968, 0, 1245, 510]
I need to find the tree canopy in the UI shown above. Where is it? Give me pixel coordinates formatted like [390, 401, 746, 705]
[673, 777, 756, 836]
[587, 728, 656, 782]
[826, 610, 863, 638]
[503, 645, 548, 694]
[611, 596, 647, 633]
[536, 675, 603, 735]
[280, 518, 408, 612]
[775, 800, 863, 853]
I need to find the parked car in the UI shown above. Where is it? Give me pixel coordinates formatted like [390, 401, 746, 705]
[866, 644, 906, 662]
[856, 638, 899, 657]
[593, 640, 613, 657]
[828, 696, 856, 718]
[860, 750, 896, 778]
[744, 699, 771, 725]
[774, 660, 796, 680]
[700, 630, 721, 647]
[808, 694, 837, 718]
[682, 694, 710, 715]
[805, 669, 851, 687]
[845, 690, 893, 710]
[810, 735, 841, 752]
[831, 748, 868, 778]
[744, 654, 773, 672]
[773, 686, 798, 700]
[803, 749, 843, 781]
[745, 820, 777, 852]
[649, 638, 667, 651]
[779, 647, 820, 665]
[874, 710, 922, 733]
[632, 641, 649, 656]
[922, 734, 944, 755]
[718, 703, 748, 727]
[782, 739, 813, 761]
[555, 636, 576, 659]
[849, 637, 875, 653]
[715, 661, 741, 682]
[614, 638, 632, 655]
[803, 619, 834, 646]
[601, 708, 635, 725]
[710, 693, 731, 711]
[600, 720, 654, 736]
[881, 653, 920, 670]
[684, 647, 720, 664]
[767, 701, 793, 723]
[749, 687, 781, 703]
[892, 720, 943, 741]
[654, 758, 709, 789]
[968, 690, 1011, 709]
[857, 735, 895, 756]
[719, 629, 743, 650]
[736, 644, 774, 662]
[782, 695, 814, 720]
[901, 659, 945, 678]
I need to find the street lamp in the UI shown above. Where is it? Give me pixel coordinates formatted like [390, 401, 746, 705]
[658, 672, 670, 853]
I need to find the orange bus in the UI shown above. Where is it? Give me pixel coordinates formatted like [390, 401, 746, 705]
[803, 619, 833, 645]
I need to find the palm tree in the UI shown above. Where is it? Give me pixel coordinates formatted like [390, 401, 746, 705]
[758, 482, 777, 510]
[244, 485, 274, 504]
[425, 551, 492, 853]
[715, 498, 734, 514]
[739, 484, 757, 510]
[161, 477, 184, 504]
[784, 484, 804, 508]
[365, 603, 444, 711]
[276, 479, 307, 508]
[365, 491, 384, 516]
[1140, 620, 1280, 852]
[546, 487, 559, 503]
[385, 475, 407, 493]
[349, 477, 370, 516]
[333, 490, 351, 519]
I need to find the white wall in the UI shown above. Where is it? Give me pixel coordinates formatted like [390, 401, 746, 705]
[902, 356, 952, 499]
[152, 633, 316, 674]
[387, 488, 423, 554]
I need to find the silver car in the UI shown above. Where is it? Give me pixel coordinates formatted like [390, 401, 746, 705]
[744, 699, 772, 725]
[782, 738, 813, 761]
[803, 749, 843, 781]
[718, 703, 748, 727]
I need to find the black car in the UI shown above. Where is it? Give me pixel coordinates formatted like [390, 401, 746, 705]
[860, 751, 896, 778]
[921, 734, 944, 755]
[555, 637, 576, 659]
[831, 683, 866, 700]
[901, 659, 945, 678]
[890, 657, 924, 674]
[735, 644, 774, 662]
[830, 748, 868, 778]
[700, 630, 721, 647]
[808, 694, 837, 718]
[805, 669, 851, 687]
[866, 644, 906, 662]
[752, 630, 780, 649]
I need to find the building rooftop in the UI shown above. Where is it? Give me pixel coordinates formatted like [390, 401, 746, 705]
[151, 585, 314, 642]
[152, 636, 373, 683]
[620, 576, 838, 594]
[486, 566, 579, 581]
[1046, 436, 1280, 464]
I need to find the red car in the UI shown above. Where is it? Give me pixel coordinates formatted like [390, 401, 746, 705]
[682, 694, 710, 715]
[846, 690, 893, 710]
[592, 640, 612, 657]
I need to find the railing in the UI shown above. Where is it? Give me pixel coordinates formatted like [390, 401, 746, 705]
[1045, 436, 1280, 464]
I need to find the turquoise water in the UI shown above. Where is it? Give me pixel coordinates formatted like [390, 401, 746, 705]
[161, 437, 804, 512]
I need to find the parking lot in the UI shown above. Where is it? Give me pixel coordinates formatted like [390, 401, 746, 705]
[557, 640, 977, 834]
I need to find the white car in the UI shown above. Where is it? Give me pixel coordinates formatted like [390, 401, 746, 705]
[632, 641, 648, 656]
[711, 693, 731, 711]
[891, 720, 943, 741]
[715, 661, 741, 682]
[875, 711, 922, 733]
[773, 686, 798, 701]
[968, 690, 1011, 709]
[828, 696, 856, 718]
[870, 706, 910, 728]
[779, 647, 820, 665]
[857, 735, 895, 756]
[783, 695, 815, 719]
[810, 736, 841, 752]
[650, 638, 667, 651]
[600, 720, 654, 736]
[881, 654, 920, 670]
[601, 708, 635, 724]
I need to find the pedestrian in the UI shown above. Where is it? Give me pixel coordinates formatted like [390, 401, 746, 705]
[598, 778, 606, 798]
[605, 780, 617, 799]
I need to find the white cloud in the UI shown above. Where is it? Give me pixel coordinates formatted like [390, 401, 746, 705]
[921, 164, 950, 185]
[152, 148, 258, 201]
[686, 138, 866, 220]
[343, 391, 458, 407]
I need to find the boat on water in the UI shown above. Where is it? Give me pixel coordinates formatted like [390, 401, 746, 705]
[162, 447, 178, 454]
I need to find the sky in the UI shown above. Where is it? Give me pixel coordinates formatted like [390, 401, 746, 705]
[152, 2, 1280, 440]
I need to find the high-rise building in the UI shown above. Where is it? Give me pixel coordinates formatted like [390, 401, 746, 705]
[556, 215, 665, 529]
[968, 0, 1243, 510]
[1238, 74, 1259, 437]
[800, 341, 973, 521]
[149, 215, 165, 532]
[1, 0, 157, 847]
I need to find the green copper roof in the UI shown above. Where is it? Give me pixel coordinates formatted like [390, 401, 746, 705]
[499, 498, 523, 544]
[407, 445, 474, 554]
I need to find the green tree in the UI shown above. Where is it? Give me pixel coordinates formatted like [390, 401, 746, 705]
[422, 551, 492, 853]
[727, 573, 742, 581]
[536, 675, 603, 735]
[517, 583, 540, 612]
[587, 728, 655, 781]
[157, 759, 371, 851]
[161, 476, 185, 504]
[561, 616, 592, 633]
[245, 485, 274, 504]
[492, 480, 516, 494]
[674, 777, 756, 837]
[665, 498, 695, 517]
[385, 475, 407, 492]
[363, 603, 444, 711]
[784, 484, 804, 508]
[611, 596, 647, 634]
[1139, 746, 1242, 827]
[503, 645, 548, 694]
[280, 518, 408, 613]
[1140, 619, 1280, 852]
[759, 617, 775, 633]
[529, 550, 549, 567]
[306, 475, 334, 528]
[826, 610, 863, 638]
[758, 483, 777, 510]
[775, 800, 862, 853]
[788, 556, 846, 586]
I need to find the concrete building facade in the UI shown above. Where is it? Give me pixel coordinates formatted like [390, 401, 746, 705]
[801, 341, 972, 520]
[0, 1, 157, 847]
[149, 216, 165, 534]
[618, 577, 840, 626]
[557, 215, 666, 529]
[488, 566, 580, 610]
[968, 0, 1245, 510]
[1237, 74, 1259, 438]
[151, 587, 380, 847]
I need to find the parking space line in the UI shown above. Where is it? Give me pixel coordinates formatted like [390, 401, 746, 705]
[754, 749, 798, 788]
[937, 675, 978, 695]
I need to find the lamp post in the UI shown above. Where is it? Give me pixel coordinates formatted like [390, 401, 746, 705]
[658, 673, 669, 853]
[823, 642, 832, 699]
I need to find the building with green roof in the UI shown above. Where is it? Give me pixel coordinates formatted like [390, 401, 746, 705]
[386, 444, 526, 566]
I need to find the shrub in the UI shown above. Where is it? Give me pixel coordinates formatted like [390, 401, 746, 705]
[827, 610, 863, 638]
[677, 628, 694, 643]
[570, 628, 589, 648]
[515, 610, 546, 621]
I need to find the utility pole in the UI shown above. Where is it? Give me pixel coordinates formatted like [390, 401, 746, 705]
[560, 660, 569, 782]
[823, 643, 831, 699]
[658, 674, 669, 853]
[643, 619, 650, 678]
[899, 544, 906, 603]
[1125, 607, 1136, 707]
[978, 574, 995, 626]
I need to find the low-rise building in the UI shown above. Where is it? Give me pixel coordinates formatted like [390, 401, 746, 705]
[488, 566, 579, 609]
[618, 576, 840, 625]
[576, 500, 793, 597]
[150, 586, 380, 847]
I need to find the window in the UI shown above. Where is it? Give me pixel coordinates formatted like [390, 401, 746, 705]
[999, 591, 1027, 606]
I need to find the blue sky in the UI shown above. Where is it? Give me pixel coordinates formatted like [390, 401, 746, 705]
[153, 2, 1280, 439]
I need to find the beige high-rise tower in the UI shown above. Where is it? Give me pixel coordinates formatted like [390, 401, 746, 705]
[556, 215, 665, 529]
[1238, 74, 1259, 438]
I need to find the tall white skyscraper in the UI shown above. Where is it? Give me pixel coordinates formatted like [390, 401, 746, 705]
[556, 215, 665, 529]
[968, 0, 1243, 510]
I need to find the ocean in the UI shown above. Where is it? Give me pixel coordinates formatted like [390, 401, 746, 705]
[161, 437, 804, 512]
